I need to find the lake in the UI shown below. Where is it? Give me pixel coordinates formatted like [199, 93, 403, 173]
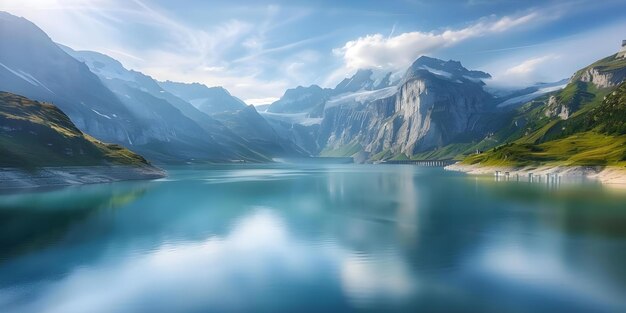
[1, 164, 626, 313]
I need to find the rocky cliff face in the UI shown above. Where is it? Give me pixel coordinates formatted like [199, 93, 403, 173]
[579, 67, 626, 89]
[575, 54, 626, 89]
[317, 56, 497, 159]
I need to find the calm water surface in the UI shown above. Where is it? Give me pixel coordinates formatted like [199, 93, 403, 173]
[1, 164, 626, 313]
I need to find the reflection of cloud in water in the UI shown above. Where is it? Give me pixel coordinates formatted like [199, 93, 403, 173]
[469, 229, 626, 311]
[395, 168, 421, 241]
[5, 209, 413, 313]
[341, 254, 415, 308]
[325, 166, 424, 242]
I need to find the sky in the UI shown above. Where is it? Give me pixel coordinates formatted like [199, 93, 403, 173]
[1, 0, 625, 104]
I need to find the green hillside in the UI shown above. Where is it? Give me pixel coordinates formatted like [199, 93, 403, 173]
[463, 79, 626, 168]
[0, 92, 152, 168]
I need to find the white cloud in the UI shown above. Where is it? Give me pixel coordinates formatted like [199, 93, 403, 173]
[327, 12, 544, 85]
[505, 55, 558, 76]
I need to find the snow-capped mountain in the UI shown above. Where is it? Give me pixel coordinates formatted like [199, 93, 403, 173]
[263, 56, 508, 160]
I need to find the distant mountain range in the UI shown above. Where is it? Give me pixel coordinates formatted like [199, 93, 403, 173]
[0, 11, 296, 164]
[3, 10, 624, 171]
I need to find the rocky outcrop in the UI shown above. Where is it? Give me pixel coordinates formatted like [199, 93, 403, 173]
[574, 53, 626, 89]
[544, 95, 570, 120]
[579, 67, 626, 89]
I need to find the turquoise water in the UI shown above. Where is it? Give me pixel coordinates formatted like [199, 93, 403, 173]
[1, 164, 626, 313]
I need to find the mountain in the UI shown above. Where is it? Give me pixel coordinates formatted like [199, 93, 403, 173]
[60, 46, 268, 163]
[323, 57, 503, 160]
[404, 56, 491, 83]
[260, 85, 335, 155]
[264, 56, 505, 161]
[463, 51, 626, 168]
[159, 81, 247, 114]
[158, 81, 307, 158]
[212, 105, 308, 157]
[266, 85, 331, 116]
[334, 69, 393, 94]
[0, 92, 164, 183]
[0, 12, 142, 145]
[261, 69, 398, 156]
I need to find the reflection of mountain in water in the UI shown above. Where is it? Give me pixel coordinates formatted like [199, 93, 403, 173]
[1, 166, 626, 312]
[0, 182, 151, 262]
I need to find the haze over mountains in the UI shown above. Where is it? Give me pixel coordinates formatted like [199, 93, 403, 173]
[1, 11, 625, 168]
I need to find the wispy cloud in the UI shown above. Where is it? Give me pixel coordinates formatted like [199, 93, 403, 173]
[505, 55, 559, 76]
[2, 0, 624, 100]
[0, 0, 318, 100]
[483, 19, 626, 88]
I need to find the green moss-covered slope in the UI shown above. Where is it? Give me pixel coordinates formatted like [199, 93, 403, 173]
[0, 92, 151, 168]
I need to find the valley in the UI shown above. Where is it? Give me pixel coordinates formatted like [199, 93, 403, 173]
[0, 10, 625, 186]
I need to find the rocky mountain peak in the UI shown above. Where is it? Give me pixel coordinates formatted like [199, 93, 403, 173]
[334, 69, 375, 93]
[284, 84, 324, 97]
[267, 85, 330, 114]
[405, 56, 491, 85]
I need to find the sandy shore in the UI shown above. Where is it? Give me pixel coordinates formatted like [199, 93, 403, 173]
[0, 165, 166, 189]
[446, 163, 626, 186]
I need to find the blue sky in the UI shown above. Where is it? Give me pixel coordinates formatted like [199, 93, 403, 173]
[2, 0, 626, 104]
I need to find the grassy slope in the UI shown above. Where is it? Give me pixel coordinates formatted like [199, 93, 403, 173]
[0, 92, 151, 168]
[463, 132, 626, 167]
[463, 75, 626, 168]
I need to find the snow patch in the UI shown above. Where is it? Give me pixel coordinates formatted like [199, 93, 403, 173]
[421, 66, 452, 78]
[0, 62, 54, 93]
[326, 86, 397, 109]
[91, 109, 112, 119]
[463, 75, 483, 83]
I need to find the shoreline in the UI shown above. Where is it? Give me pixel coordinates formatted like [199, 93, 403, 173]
[0, 165, 166, 190]
[445, 163, 626, 186]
